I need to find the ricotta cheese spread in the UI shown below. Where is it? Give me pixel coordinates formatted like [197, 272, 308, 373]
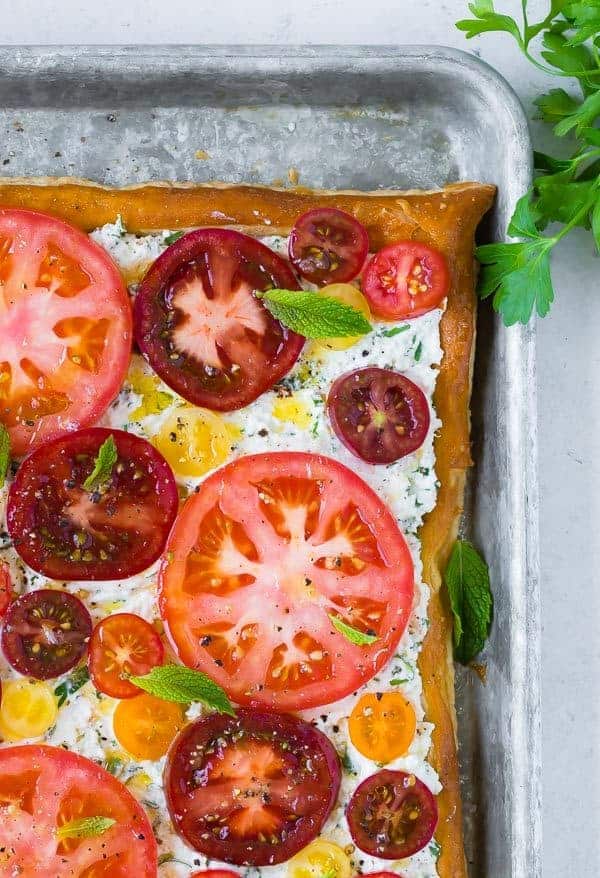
[0, 220, 445, 878]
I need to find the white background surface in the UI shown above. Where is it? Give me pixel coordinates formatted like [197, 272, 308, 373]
[2, 1, 598, 874]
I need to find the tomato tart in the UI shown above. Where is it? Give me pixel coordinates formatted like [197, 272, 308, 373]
[0, 178, 494, 878]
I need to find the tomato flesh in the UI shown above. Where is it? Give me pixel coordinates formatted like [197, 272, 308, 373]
[0, 561, 13, 616]
[0, 744, 157, 877]
[289, 208, 369, 285]
[362, 241, 449, 319]
[159, 451, 414, 711]
[0, 209, 131, 457]
[134, 228, 304, 411]
[7, 427, 178, 580]
[1, 589, 92, 680]
[328, 368, 430, 464]
[89, 613, 164, 698]
[346, 769, 438, 859]
[165, 709, 341, 866]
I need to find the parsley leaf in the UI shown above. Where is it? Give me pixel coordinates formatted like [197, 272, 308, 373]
[258, 289, 372, 338]
[456, 2, 523, 43]
[328, 614, 378, 645]
[129, 664, 235, 715]
[82, 435, 118, 492]
[0, 424, 10, 489]
[57, 816, 116, 840]
[444, 540, 493, 664]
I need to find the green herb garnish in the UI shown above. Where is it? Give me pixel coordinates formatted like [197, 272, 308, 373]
[54, 665, 90, 707]
[129, 664, 235, 715]
[444, 539, 493, 664]
[82, 435, 118, 492]
[457, 1, 600, 323]
[0, 424, 10, 488]
[328, 614, 378, 646]
[57, 816, 115, 840]
[164, 230, 185, 245]
[257, 289, 372, 338]
[381, 325, 409, 337]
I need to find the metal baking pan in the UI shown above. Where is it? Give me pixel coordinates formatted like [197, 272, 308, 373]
[0, 45, 539, 878]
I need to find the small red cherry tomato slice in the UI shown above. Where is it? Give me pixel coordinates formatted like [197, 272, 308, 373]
[1, 589, 92, 679]
[89, 612, 164, 698]
[7, 427, 178, 581]
[362, 241, 450, 319]
[328, 368, 430, 464]
[0, 209, 132, 457]
[0, 561, 13, 616]
[159, 451, 414, 711]
[165, 709, 341, 866]
[191, 872, 241, 878]
[346, 769, 438, 859]
[0, 744, 157, 877]
[289, 208, 369, 285]
[133, 228, 304, 411]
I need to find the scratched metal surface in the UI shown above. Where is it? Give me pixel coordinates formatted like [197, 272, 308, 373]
[0, 45, 539, 878]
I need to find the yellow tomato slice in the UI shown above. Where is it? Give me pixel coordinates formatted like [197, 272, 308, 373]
[0, 679, 58, 740]
[113, 692, 186, 761]
[287, 840, 352, 878]
[349, 691, 416, 763]
[316, 283, 371, 351]
[152, 407, 232, 477]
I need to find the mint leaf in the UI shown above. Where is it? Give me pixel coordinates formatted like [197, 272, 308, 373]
[83, 435, 118, 492]
[164, 230, 184, 245]
[444, 540, 493, 664]
[129, 664, 235, 715]
[259, 289, 372, 338]
[57, 816, 116, 840]
[328, 614, 378, 646]
[0, 424, 10, 489]
[54, 665, 90, 708]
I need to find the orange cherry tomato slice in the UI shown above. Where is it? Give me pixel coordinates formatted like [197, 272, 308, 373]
[113, 692, 186, 761]
[89, 613, 165, 699]
[349, 691, 416, 763]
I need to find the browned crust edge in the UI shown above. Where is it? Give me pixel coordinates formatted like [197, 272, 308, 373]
[0, 178, 495, 877]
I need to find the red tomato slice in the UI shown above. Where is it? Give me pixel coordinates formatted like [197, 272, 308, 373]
[362, 241, 450, 319]
[346, 769, 438, 859]
[159, 451, 414, 711]
[165, 709, 341, 866]
[89, 613, 164, 698]
[191, 872, 241, 878]
[0, 744, 157, 877]
[133, 228, 304, 411]
[7, 427, 178, 581]
[328, 368, 430, 464]
[288, 208, 369, 285]
[0, 209, 131, 457]
[0, 561, 13, 616]
[1, 589, 92, 680]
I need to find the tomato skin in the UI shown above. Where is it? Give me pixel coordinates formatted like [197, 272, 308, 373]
[159, 451, 414, 712]
[0, 561, 13, 616]
[0, 744, 157, 877]
[289, 208, 369, 285]
[0, 209, 131, 457]
[7, 427, 178, 581]
[1, 589, 92, 680]
[89, 613, 165, 698]
[134, 228, 305, 411]
[362, 241, 449, 319]
[191, 872, 241, 878]
[165, 709, 341, 866]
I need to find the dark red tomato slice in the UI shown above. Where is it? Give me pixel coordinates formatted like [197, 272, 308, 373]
[133, 228, 304, 411]
[190, 872, 241, 878]
[0, 744, 157, 877]
[0, 561, 13, 616]
[362, 241, 450, 319]
[328, 368, 430, 464]
[288, 208, 369, 285]
[89, 613, 164, 698]
[1, 589, 92, 679]
[165, 709, 341, 866]
[346, 769, 438, 859]
[0, 209, 131, 457]
[159, 451, 414, 711]
[7, 427, 178, 581]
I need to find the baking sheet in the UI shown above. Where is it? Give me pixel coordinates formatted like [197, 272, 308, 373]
[0, 45, 540, 878]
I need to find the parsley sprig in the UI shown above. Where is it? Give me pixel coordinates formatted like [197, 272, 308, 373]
[457, 1, 600, 324]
